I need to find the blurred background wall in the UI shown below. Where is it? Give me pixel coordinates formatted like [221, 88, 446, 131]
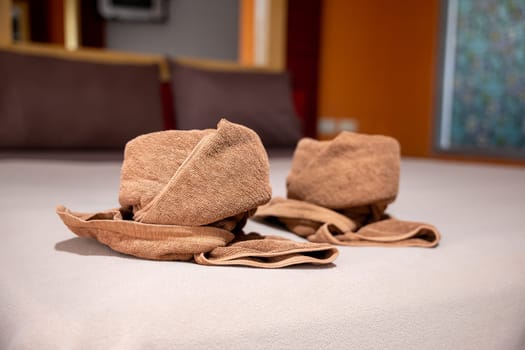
[105, 0, 239, 60]
[2, 0, 524, 161]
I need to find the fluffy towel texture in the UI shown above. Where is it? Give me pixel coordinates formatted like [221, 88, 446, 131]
[56, 120, 338, 267]
[119, 121, 270, 226]
[254, 132, 440, 247]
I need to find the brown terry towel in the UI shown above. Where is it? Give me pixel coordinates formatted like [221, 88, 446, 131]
[254, 132, 441, 247]
[56, 120, 338, 267]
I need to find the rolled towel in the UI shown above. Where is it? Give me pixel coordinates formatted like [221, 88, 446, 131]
[254, 132, 440, 247]
[57, 119, 338, 267]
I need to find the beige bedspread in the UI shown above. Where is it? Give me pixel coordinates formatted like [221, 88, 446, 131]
[1, 153, 524, 349]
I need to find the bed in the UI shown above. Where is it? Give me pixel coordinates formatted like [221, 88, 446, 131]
[1, 152, 524, 349]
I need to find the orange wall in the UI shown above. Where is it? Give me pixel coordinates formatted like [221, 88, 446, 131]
[318, 0, 440, 156]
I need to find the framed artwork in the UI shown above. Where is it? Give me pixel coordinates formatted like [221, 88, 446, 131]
[437, 0, 525, 158]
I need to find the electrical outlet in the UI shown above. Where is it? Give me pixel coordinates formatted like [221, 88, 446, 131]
[318, 117, 359, 139]
[338, 118, 358, 132]
[318, 117, 336, 135]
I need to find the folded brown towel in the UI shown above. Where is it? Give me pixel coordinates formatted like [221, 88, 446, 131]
[195, 232, 337, 268]
[254, 132, 441, 247]
[57, 120, 338, 267]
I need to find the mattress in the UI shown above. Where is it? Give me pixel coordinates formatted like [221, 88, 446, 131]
[1, 153, 524, 349]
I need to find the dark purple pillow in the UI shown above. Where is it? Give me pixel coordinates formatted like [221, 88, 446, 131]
[0, 50, 164, 149]
[170, 61, 302, 148]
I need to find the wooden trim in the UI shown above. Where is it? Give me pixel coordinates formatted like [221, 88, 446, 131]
[267, 0, 287, 70]
[0, 0, 12, 45]
[0, 43, 285, 81]
[239, 0, 287, 70]
[0, 42, 170, 81]
[174, 56, 282, 73]
[64, 0, 79, 50]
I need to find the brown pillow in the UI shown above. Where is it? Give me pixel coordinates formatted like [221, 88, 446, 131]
[170, 61, 302, 148]
[0, 50, 164, 149]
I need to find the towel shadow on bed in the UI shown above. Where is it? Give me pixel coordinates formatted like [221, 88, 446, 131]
[55, 237, 133, 259]
[55, 237, 337, 268]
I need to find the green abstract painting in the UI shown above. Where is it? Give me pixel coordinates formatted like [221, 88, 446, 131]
[440, 0, 525, 155]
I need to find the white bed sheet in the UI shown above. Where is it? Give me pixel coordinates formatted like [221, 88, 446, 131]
[1, 154, 524, 350]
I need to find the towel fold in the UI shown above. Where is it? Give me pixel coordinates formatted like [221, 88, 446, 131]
[56, 206, 234, 261]
[254, 132, 441, 247]
[195, 232, 338, 268]
[56, 120, 338, 268]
